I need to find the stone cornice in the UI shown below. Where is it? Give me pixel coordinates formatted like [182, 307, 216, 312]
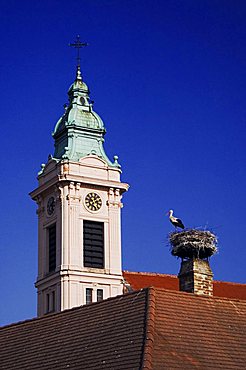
[30, 175, 129, 199]
[35, 268, 123, 287]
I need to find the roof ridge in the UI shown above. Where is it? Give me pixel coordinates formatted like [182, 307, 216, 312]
[123, 270, 176, 278]
[123, 270, 246, 285]
[141, 287, 156, 370]
[154, 287, 246, 303]
[214, 280, 246, 287]
[0, 288, 147, 330]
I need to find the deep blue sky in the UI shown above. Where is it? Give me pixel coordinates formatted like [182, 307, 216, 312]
[1, 0, 246, 326]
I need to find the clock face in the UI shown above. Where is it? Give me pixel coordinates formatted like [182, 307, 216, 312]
[47, 196, 55, 216]
[85, 192, 102, 212]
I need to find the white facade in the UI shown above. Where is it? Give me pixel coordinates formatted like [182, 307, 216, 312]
[30, 155, 128, 317]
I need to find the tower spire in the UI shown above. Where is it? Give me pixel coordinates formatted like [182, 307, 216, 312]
[52, 39, 120, 167]
[69, 35, 88, 80]
[30, 49, 129, 317]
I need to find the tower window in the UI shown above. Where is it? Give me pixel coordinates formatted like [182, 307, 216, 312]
[46, 293, 50, 313]
[46, 291, 56, 313]
[97, 289, 103, 302]
[86, 288, 93, 305]
[51, 291, 55, 311]
[48, 224, 56, 272]
[83, 221, 104, 268]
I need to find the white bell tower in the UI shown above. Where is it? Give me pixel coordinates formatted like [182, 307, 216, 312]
[30, 63, 129, 317]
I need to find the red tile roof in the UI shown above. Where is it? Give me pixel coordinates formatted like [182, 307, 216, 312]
[123, 270, 246, 300]
[213, 280, 246, 300]
[1, 288, 246, 369]
[151, 288, 246, 369]
[0, 291, 147, 370]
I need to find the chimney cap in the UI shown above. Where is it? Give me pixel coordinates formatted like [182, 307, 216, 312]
[169, 229, 218, 260]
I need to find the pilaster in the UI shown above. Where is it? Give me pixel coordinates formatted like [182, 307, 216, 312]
[108, 188, 123, 275]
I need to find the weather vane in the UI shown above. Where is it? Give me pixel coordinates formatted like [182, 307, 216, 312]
[69, 35, 88, 68]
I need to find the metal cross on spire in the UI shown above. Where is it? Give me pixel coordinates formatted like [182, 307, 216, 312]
[69, 35, 88, 69]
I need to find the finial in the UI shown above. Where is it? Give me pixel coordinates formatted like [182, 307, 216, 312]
[69, 35, 88, 80]
[76, 67, 82, 81]
[38, 163, 46, 176]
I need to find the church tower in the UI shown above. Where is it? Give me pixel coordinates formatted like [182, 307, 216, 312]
[30, 62, 129, 317]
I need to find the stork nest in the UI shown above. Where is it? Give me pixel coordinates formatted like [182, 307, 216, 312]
[169, 229, 218, 259]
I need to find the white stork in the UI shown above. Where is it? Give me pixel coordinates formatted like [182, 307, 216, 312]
[168, 209, 185, 230]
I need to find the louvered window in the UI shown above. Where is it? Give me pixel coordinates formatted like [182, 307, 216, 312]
[83, 221, 104, 268]
[48, 224, 56, 272]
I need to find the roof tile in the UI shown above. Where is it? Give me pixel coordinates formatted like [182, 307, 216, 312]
[1, 286, 246, 369]
[150, 288, 246, 369]
[123, 271, 246, 300]
[141, 287, 156, 369]
[0, 290, 148, 370]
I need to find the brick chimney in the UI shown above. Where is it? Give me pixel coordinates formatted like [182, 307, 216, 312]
[169, 229, 217, 297]
[178, 259, 213, 296]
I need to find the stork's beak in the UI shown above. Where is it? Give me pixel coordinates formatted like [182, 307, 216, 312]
[165, 211, 169, 216]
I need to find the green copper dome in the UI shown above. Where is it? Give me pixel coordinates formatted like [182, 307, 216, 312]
[52, 68, 119, 167]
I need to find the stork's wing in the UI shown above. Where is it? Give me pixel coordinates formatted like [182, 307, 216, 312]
[176, 218, 185, 229]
